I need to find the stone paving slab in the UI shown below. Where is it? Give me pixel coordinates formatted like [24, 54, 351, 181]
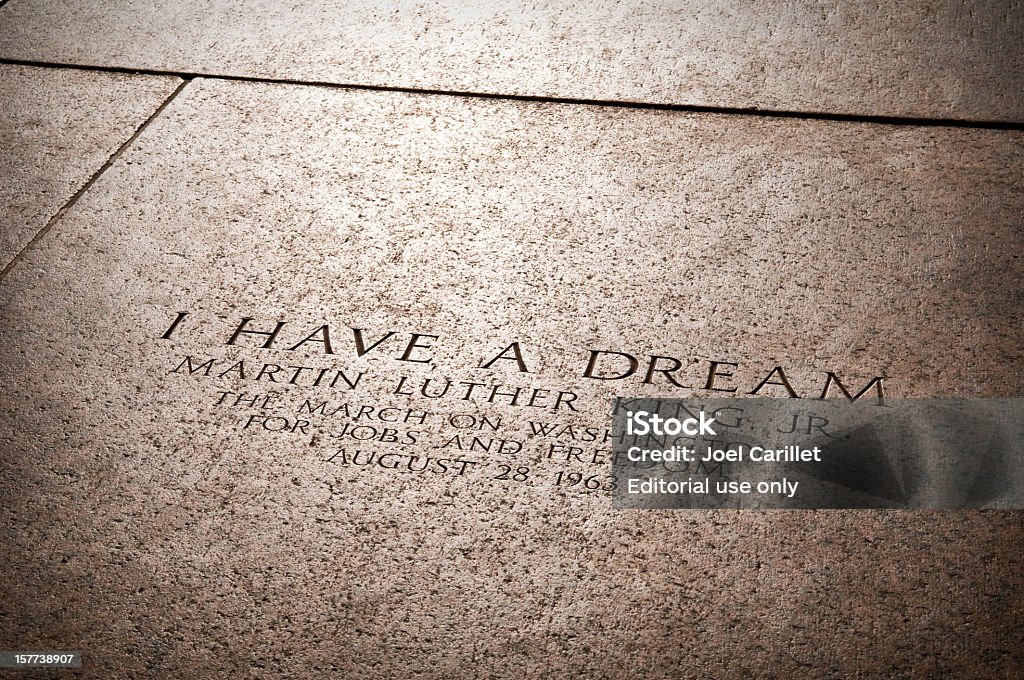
[0, 1, 1022, 121]
[0, 65, 181, 270]
[0, 79, 1021, 677]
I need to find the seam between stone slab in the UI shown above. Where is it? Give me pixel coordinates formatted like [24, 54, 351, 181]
[1, 57, 1023, 132]
[0, 78, 191, 281]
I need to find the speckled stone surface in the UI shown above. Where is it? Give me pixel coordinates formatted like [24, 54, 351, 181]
[1, 1, 1022, 121]
[0, 65, 181, 270]
[0, 79, 1021, 677]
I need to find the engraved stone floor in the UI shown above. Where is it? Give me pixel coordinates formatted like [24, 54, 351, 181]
[0, 3, 1021, 679]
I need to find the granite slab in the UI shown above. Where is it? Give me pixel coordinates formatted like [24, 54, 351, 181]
[0, 64, 181, 270]
[0, 78, 1020, 677]
[0, 1, 1022, 121]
